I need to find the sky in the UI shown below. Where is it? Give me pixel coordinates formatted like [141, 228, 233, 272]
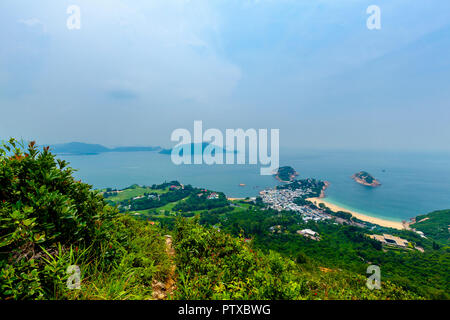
[0, 0, 449, 151]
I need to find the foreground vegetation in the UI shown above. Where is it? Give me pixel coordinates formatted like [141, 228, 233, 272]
[0, 140, 171, 299]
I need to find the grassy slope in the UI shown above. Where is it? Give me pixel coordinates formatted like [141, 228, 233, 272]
[413, 210, 450, 245]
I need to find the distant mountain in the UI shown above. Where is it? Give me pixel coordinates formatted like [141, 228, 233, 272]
[159, 142, 236, 156]
[49, 142, 161, 155]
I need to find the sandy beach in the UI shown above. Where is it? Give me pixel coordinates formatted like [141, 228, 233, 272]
[306, 197, 405, 230]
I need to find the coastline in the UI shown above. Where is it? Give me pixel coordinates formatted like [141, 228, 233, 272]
[306, 197, 405, 230]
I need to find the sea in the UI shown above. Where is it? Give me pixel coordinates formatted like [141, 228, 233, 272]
[59, 149, 450, 223]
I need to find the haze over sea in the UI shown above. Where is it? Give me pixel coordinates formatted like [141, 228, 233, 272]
[60, 149, 450, 223]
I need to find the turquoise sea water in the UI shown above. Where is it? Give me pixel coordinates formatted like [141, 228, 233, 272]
[60, 149, 450, 222]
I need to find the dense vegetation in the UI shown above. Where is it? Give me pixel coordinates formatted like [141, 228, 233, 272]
[0, 139, 171, 299]
[197, 207, 449, 299]
[173, 217, 420, 300]
[412, 210, 450, 245]
[173, 192, 228, 212]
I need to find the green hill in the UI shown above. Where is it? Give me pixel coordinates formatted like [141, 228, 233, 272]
[412, 210, 450, 245]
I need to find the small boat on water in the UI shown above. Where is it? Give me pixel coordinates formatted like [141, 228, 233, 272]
[239, 183, 246, 187]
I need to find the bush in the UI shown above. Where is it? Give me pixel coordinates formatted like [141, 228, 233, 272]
[0, 139, 117, 253]
[0, 139, 170, 300]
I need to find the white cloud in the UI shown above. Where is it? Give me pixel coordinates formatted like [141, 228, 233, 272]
[17, 17, 46, 31]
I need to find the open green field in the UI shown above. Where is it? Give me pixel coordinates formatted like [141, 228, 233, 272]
[101, 186, 168, 202]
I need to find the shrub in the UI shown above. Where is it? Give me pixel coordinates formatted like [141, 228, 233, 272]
[0, 139, 170, 300]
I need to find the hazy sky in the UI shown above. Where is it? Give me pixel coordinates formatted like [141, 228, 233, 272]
[1, 0, 449, 151]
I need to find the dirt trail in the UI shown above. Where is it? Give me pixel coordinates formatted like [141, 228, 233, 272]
[152, 235, 176, 300]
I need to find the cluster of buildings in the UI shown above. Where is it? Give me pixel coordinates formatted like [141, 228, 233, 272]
[368, 233, 424, 252]
[133, 193, 160, 201]
[207, 192, 219, 200]
[297, 229, 320, 241]
[369, 233, 409, 247]
[259, 188, 331, 223]
[259, 188, 306, 211]
[196, 191, 220, 200]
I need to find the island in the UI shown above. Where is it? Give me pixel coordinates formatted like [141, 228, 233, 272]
[159, 142, 235, 155]
[351, 171, 381, 187]
[274, 166, 299, 182]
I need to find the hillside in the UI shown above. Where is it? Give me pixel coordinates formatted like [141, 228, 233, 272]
[411, 210, 450, 245]
[172, 218, 420, 300]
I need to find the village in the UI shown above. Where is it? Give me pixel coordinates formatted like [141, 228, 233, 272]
[259, 188, 333, 223]
[259, 185, 424, 250]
